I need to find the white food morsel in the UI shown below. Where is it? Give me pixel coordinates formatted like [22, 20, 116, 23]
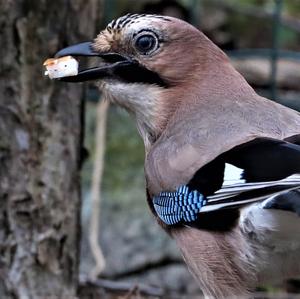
[43, 56, 79, 79]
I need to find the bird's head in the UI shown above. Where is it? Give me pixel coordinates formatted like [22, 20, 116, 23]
[56, 14, 229, 148]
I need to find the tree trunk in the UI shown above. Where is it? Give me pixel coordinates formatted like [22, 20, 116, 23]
[0, 0, 99, 298]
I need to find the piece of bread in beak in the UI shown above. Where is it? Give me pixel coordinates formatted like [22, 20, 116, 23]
[43, 56, 78, 79]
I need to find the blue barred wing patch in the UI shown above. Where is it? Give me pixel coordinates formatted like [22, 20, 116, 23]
[153, 185, 207, 225]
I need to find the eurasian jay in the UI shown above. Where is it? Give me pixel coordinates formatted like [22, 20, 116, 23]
[55, 14, 300, 299]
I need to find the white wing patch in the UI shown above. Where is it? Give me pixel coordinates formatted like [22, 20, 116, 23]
[201, 174, 300, 212]
[222, 163, 245, 186]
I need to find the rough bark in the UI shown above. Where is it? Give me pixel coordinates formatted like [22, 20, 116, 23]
[0, 0, 98, 298]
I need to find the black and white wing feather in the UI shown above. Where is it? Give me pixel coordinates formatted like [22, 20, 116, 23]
[188, 137, 300, 212]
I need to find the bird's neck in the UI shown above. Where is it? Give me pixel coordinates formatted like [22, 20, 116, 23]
[100, 80, 170, 150]
[100, 59, 256, 151]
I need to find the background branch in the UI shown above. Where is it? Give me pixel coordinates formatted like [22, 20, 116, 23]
[89, 99, 110, 279]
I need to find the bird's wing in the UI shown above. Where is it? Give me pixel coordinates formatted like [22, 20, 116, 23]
[145, 92, 300, 199]
[152, 137, 300, 225]
[189, 137, 300, 212]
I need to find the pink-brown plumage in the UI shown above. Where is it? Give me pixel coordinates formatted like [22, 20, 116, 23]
[56, 14, 300, 299]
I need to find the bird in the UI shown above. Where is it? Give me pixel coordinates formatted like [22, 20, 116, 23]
[55, 14, 300, 299]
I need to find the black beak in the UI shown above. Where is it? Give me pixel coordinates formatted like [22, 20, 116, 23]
[54, 42, 134, 82]
[54, 41, 167, 86]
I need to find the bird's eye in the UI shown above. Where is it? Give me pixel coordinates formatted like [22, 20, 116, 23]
[135, 34, 158, 55]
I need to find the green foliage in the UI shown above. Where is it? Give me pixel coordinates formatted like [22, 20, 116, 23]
[104, 105, 145, 192]
[226, 0, 274, 8]
[227, 0, 300, 16]
[82, 101, 145, 206]
[278, 27, 299, 48]
[285, 0, 300, 17]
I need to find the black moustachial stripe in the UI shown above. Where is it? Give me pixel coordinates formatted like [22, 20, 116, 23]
[113, 61, 168, 87]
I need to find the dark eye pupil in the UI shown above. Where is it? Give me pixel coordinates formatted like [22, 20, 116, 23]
[136, 35, 156, 53]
